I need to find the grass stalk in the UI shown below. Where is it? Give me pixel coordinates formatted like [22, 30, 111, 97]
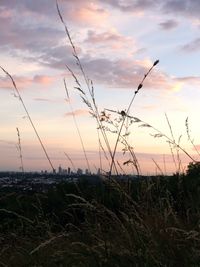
[57, 1, 118, 174]
[0, 66, 55, 172]
[64, 152, 76, 173]
[134, 115, 196, 162]
[109, 60, 159, 176]
[64, 78, 91, 173]
[185, 117, 200, 157]
[16, 127, 25, 173]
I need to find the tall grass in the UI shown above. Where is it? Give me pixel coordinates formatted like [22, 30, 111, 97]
[1, 173, 200, 266]
[57, 0, 196, 176]
[0, 66, 55, 172]
[63, 78, 91, 173]
[16, 127, 25, 173]
[56, 1, 160, 177]
[1, 2, 200, 267]
[109, 60, 159, 177]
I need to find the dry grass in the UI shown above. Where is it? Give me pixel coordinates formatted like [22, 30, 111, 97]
[0, 66, 55, 172]
[1, 174, 200, 266]
[0, 2, 200, 267]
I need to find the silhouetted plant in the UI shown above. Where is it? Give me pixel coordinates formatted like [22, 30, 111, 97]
[186, 161, 200, 177]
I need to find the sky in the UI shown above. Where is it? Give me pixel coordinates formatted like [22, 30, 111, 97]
[0, 0, 200, 175]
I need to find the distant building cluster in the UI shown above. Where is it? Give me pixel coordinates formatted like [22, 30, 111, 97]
[58, 165, 71, 175]
[56, 165, 100, 176]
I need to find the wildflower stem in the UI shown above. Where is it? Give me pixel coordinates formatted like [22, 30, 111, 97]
[109, 61, 159, 176]
[0, 66, 55, 172]
[16, 127, 25, 173]
[64, 79, 91, 173]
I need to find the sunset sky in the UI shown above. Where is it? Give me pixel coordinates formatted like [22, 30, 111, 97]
[0, 0, 200, 174]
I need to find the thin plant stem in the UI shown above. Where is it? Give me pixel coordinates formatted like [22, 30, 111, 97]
[0, 66, 55, 172]
[185, 117, 200, 157]
[97, 129, 103, 174]
[163, 154, 167, 175]
[137, 116, 196, 162]
[117, 160, 127, 175]
[165, 113, 175, 142]
[16, 127, 24, 173]
[152, 158, 164, 176]
[64, 78, 91, 173]
[64, 152, 76, 173]
[57, 1, 118, 175]
[109, 60, 159, 176]
[100, 108, 141, 175]
[165, 114, 184, 173]
[168, 139, 177, 171]
[165, 113, 178, 171]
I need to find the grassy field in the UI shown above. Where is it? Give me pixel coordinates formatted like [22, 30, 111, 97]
[1, 2, 200, 266]
[1, 169, 200, 267]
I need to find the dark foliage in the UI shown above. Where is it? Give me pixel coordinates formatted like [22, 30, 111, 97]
[1, 174, 200, 267]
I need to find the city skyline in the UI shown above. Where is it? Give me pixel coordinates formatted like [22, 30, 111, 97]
[1, 0, 200, 174]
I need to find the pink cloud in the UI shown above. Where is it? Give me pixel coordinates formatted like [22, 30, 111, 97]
[82, 57, 177, 91]
[0, 75, 32, 90]
[0, 74, 56, 90]
[141, 105, 157, 110]
[68, 3, 109, 26]
[0, 8, 12, 18]
[159, 19, 179, 30]
[192, 145, 200, 151]
[79, 56, 200, 92]
[86, 29, 131, 43]
[85, 29, 136, 52]
[176, 76, 200, 85]
[34, 98, 52, 102]
[33, 75, 55, 85]
[34, 97, 65, 104]
[65, 109, 89, 117]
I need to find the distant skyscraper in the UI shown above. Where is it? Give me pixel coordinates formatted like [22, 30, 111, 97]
[97, 168, 101, 175]
[58, 165, 62, 174]
[77, 168, 83, 175]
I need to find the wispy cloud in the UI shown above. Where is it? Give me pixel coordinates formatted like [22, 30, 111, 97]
[85, 29, 137, 53]
[0, 75, 32, 90]
[86, 29, 134, 44]
[176, 76, 200, 84]
[34, 98, 52, 102]
[69, 3, 109, 26]
[159, 19, 179, 30]
[181, 38, 200, 52]
[0, 74, 56, 90]
[141, 105, 157, 111]
[79, 57, 177, 91]
[33, 75, 55, 84]
[65, 109, 89, 117]
[192, 144, 200, 152]
[34, 97, 65, 103]
[102, 0, 200, 22]
[0, 0, 109, 57]
[0, 139, 15, 146]
[162, 0, 200, 19]
[2, 0, 198, 96]
[100, 0, 156, 12]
